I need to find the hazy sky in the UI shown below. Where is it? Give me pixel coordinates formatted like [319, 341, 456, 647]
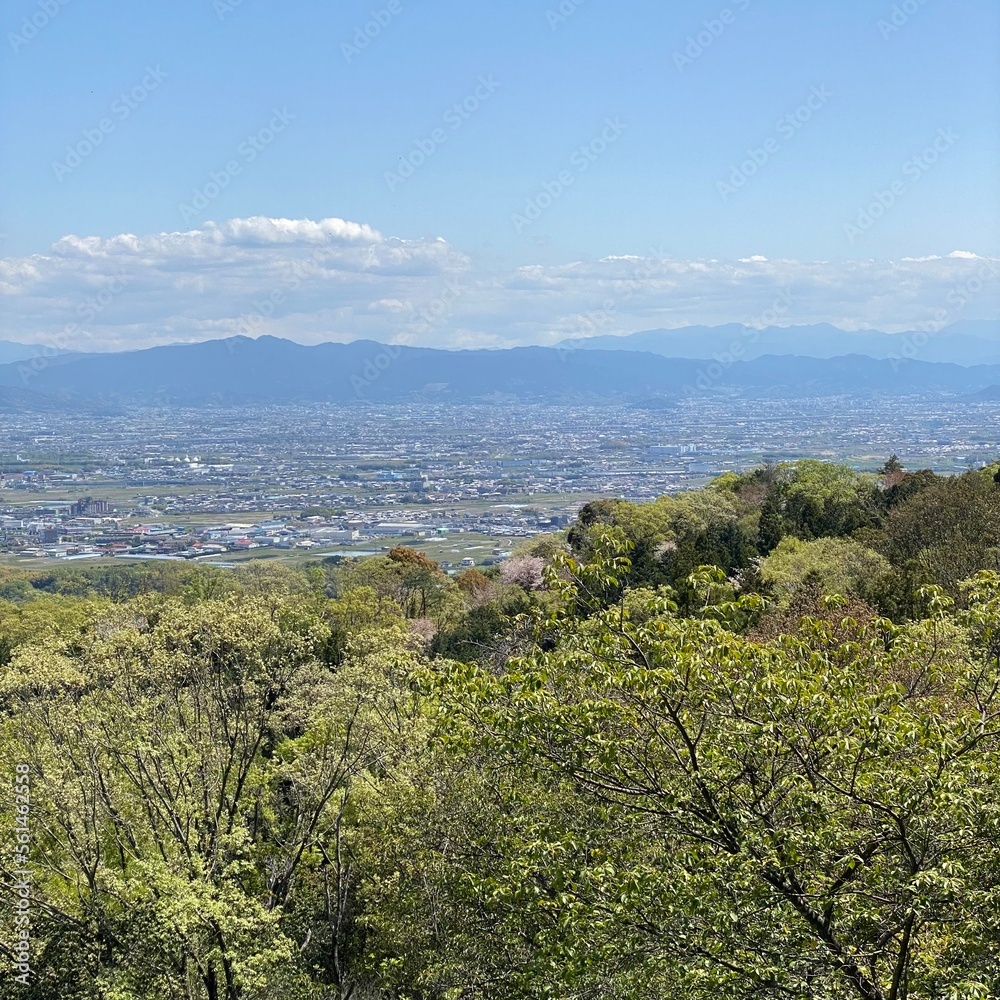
[1, 0, 998, 349]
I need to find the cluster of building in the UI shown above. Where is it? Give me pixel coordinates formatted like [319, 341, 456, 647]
[0, 499, 560, 564]
[3, 395, 998, 566]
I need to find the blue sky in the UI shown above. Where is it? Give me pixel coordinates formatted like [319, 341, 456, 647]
[1, 0, 998, 349]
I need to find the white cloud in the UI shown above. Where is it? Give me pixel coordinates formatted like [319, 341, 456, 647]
[0, 215, 997, 351]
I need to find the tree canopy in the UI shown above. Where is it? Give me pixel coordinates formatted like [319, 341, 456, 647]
[3, 461, 1000, 998]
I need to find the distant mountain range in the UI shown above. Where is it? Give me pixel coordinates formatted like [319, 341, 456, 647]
[3, 335, 1000, 407]
[0, 338, 704, 405]
[0, 339, 65, 366]
[558, 321, 1000, 366]
[964, 384, 1000, 402]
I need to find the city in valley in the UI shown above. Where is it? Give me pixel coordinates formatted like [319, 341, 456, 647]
[3, 393, 998, 569]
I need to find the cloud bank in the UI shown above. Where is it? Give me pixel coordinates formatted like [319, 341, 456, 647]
[1, 216, 997, 352]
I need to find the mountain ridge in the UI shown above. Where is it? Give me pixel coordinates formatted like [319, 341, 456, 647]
[2, 335, 1000, 405]
[558, 320, 1000, 366]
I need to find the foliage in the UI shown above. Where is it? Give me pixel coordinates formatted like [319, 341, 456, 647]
[6, 457, 1000, 998]
[760, 535, 891, 604]
[432, 548, 1000, 999]
[0, 594, 424, 999]
[326, 548, 462, 623]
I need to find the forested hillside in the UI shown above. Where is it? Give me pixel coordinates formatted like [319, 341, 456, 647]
[3, 458, 1000, 999]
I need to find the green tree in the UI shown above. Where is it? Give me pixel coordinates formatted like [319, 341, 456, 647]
[760, 535, 891, 605]
[0, 595, 425, 999]
[435, 548, 1000, 999]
